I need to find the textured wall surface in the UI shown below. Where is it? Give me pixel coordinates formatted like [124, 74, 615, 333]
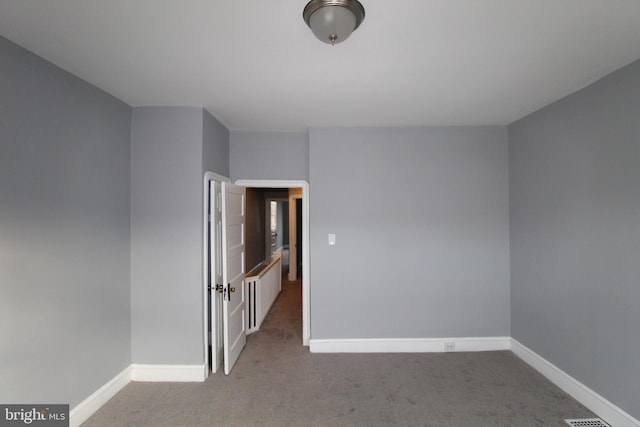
[230, 130, 308, 182]
[130, 107, 205, 364]
[203, 109, 229, 178]
[509, 60, 640, 419]
[309, 127, 510, 339]
[0, 36, 132, 407]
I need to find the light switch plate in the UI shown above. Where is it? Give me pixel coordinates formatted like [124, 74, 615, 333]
[328, 234, 336, 245]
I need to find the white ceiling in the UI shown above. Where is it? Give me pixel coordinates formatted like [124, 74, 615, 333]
[1, 1, 640, 131]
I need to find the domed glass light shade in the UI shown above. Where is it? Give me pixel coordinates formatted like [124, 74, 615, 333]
[303, 0, 365, 45]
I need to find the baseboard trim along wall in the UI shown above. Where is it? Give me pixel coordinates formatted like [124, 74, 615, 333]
[69, 366, 132, 427]
[69, 345, 639, 427]
[511, 339, 640, 427]
[309, 337, 512, 353]
[69, 364, 206, 427]
[130, 364, 207, 382]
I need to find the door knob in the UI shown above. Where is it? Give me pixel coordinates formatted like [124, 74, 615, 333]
[229, 287, 236, 293]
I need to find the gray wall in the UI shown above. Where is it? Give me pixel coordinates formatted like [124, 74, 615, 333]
[0, 36, 131, 407]
[203, 109, 230, 177]
[245, 188, 266, 272]
[130, 107, 208, 364]
[229, 130, 309, 182]
[509, 60, 640, 419]
[309, 127, 510, 339]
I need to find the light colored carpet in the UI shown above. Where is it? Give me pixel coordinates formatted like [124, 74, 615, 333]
[83, 276, 595, 426]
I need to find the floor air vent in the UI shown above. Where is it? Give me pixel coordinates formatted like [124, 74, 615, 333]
[565, 419, 610, 427]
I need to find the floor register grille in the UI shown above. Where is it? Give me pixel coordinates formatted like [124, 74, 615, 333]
[565, 419, 610, 427]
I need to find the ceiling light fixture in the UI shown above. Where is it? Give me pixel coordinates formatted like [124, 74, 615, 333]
[303, 0, 365, 46]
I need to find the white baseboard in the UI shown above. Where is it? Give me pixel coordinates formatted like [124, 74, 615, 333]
[68, 364, 207, 427]
[131, 364, 207, 382]
[511, 339, 640, 427]
[69, 365, 132, 427]
[309, 337, 511, 353]
[68, 343, 638, 427]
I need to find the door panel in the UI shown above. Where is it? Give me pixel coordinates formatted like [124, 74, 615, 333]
[222, 183, 246, 375]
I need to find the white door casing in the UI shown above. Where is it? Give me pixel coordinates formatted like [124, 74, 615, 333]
[210, 181, 223, 372]
[222, 182, 247, 375]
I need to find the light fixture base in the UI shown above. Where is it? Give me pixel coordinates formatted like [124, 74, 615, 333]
[303, 0, 365, 45]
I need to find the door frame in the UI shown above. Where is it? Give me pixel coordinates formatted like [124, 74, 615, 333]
[203, 172, 231, 379]
[236, 179, 310, 346]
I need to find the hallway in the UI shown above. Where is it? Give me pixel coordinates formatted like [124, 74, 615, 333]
[245, 271, 304, 349]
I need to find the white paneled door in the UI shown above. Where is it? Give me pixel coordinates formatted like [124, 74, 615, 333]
[221, 183, 246, 375]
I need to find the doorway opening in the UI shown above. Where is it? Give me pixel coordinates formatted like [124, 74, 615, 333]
[204, 177, 310, 377]
[238, 180, 309, 348]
